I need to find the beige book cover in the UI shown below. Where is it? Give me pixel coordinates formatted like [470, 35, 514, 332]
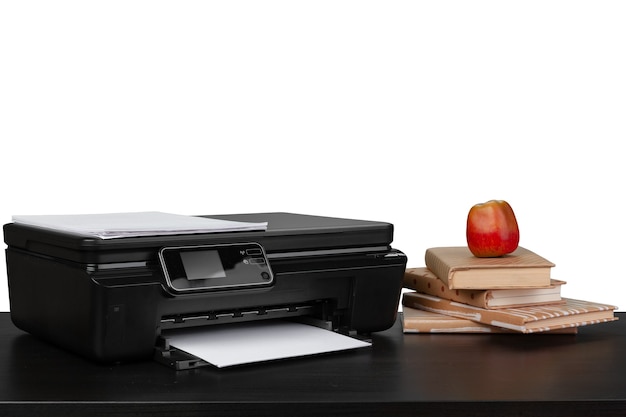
[402, 305, 577, 334]
[402, 292, 618, 333]
[404, 267, 565, 309]
[425, 246, 555, 290]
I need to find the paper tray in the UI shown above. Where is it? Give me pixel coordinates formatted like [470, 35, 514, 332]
[155, 319, 371, 370]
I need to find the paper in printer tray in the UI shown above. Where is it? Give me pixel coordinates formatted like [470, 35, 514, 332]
[3, 212, 407, 364]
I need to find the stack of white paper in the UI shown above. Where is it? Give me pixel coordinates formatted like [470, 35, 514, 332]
[11, 211, 267, 239]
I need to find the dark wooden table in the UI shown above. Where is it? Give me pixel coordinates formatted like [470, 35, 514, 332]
[1, 312, 625, 416]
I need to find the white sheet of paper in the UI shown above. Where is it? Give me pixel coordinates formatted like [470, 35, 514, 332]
[11, 211, 267, 239]
[166, 320, 371, 368]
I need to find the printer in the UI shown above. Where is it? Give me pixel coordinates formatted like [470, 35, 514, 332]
[3, 212, 407, 368]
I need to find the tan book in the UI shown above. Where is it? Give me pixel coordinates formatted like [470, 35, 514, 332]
[404, 267, 566, 309]
[402, 292, 618, 333]
[425, 246, 554, 290]
[402, 305, 577, 334]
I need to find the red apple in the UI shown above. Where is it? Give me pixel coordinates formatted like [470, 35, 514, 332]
[466, 200, 519, 257]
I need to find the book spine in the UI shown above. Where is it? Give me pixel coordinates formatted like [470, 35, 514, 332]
[402, 292, 527, 331]
[424, 248, 453, 287]
[403, 310, 512, 333]
[404, 268, 489, 308]
[403, 318, 503, 333]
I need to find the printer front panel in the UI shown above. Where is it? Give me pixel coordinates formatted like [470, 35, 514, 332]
[155, 248, 408, 336]
[6, 242, 406, 364]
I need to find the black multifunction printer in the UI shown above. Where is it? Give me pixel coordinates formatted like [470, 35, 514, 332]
[4, 212, 407, 368]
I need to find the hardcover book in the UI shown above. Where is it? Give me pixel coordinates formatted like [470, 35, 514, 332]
[402, 292, 618, 333]
[401, 305, 577, 334]
[404, 267, 565, 309]
[424, 246, 554, 290]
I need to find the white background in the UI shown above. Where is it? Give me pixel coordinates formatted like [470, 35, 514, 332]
[1, 1, 625, 312]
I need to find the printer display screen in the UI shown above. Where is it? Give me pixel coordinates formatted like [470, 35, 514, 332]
[180, 250, 226, 280]
[159, 243, 274, 293]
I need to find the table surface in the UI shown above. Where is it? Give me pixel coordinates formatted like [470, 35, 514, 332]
[1, 312, 625, 417]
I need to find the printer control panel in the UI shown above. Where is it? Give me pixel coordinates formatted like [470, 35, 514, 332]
[158, 243, 274, 293]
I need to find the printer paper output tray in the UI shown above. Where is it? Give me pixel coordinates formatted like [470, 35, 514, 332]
[154, 313, 338, 371]
[4, 212, 407, 364]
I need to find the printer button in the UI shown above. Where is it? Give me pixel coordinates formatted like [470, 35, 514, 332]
[249, 257, 266, 264]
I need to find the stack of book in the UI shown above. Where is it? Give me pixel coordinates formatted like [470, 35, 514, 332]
[402, 246, 618, 334]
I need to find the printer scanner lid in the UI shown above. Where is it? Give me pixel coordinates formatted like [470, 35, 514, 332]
[3, 212, 395, 264]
